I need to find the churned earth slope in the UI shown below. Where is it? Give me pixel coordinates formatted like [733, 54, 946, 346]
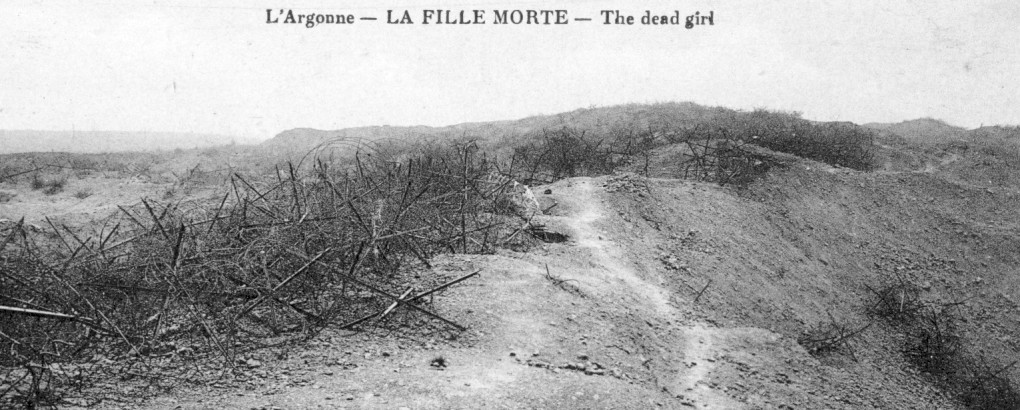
[142, 172, 970, 409]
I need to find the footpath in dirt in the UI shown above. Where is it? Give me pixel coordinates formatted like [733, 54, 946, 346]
[141, 175, 956, 410]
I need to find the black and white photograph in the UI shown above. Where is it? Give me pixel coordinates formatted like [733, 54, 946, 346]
[2, 1, 1019, 408]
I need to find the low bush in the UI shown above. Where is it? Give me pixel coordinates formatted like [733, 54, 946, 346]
[865, 280, 925, 323]
[29, 173, 45, 190]
[740, 110, 876, 170]
[902, 308, 962, 375]
[511, 127, 622, 184]
[73, 189, 93, 199]
[867, 280, 1020, 409]
[29, 173, 67, 195]
[506, 107, 877, 188]
[797, 314, 870, 358]
[43, 179, 66, 195]
[958, 361, 1020, 410]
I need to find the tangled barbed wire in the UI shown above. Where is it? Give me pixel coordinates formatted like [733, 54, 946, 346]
[1, 140, 537, 407]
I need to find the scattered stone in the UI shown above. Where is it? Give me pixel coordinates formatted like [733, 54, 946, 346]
[430, 356, 448, 369]
[246, 359, 262, 368]
[562, 362, 586, 371]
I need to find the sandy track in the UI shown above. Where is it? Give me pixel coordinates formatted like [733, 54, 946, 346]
[551, 177, 738, 409]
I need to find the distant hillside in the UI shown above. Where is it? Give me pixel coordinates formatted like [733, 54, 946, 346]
[261, 102, 749, 155]
[263, 126, 437, 154]
[968, 125, 1020, 143]
[863, 118, 967, 143]
[0, 130, 255, 154]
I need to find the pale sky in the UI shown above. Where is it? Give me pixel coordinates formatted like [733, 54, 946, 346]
[2, 0, 1018, 140]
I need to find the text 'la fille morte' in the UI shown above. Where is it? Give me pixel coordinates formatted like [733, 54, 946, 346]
[266, 9, 715, 28]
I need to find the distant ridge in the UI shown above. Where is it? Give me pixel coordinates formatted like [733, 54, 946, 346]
[969, 125, 1020, 142]
[863, 118, 967, 142]
[0, 130, 255, 154]
[262, 126, 437, 153]
[261, 102, 741, 154]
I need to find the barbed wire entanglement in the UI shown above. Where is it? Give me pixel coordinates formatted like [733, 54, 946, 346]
[0, 140, 539, 407]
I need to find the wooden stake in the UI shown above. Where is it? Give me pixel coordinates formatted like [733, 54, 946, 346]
[694, 279, 712, 303]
